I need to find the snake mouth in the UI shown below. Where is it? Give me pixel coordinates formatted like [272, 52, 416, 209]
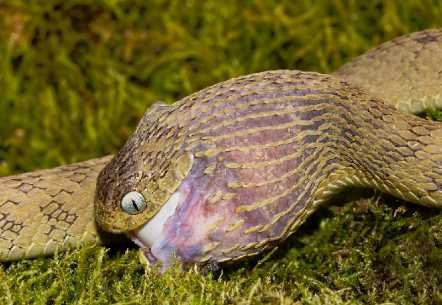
[126, 190, 185, 267]
[127, 232, 158, 265]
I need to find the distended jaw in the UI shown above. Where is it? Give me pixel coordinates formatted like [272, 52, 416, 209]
[126, 168, 250, 270]
[127, 190, 184, 266]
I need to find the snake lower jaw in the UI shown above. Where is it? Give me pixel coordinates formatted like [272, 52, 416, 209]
[128, 233, 158, 265]
[126, 175, 236, 271]
[126, 189, 185, 269]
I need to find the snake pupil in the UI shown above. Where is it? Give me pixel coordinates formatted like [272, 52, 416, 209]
[132, 199, 140, 211]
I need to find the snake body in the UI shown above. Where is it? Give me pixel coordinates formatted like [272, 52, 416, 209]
[0, 157, 110, 260]
[1, 29, 442, 267]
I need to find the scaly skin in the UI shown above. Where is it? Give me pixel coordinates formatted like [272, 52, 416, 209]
[335, 29, 442, 113]
[1, 29, 442, 267]
[0, 157, 111, 260]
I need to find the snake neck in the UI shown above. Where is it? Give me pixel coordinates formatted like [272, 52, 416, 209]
[315, 98, 442, 208]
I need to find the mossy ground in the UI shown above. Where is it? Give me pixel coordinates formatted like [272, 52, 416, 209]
[0, 1, 442, 304]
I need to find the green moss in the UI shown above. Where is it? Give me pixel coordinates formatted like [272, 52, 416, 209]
[1, 196, 441, 304]
[1, 1, 442, 304]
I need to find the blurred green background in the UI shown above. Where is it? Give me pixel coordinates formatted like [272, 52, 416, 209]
[1, 1, 442, 304]
[2, 0, 442, 175]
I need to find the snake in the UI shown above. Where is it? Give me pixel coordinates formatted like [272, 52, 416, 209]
[1, 28, 442, 270]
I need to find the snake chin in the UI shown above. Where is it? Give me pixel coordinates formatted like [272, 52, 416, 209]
[127, 171, 233, 271]
[128, 188, 186, 269]
[126, 156, 266, 271]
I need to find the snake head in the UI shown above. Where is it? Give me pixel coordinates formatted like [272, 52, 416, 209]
[94, 102, 193, 234]
[95, 71, 327, 271]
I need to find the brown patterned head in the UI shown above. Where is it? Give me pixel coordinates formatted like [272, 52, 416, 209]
[94, 102, 193, 233]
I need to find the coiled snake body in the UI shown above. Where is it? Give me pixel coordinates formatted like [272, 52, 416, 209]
[1, 29, 442, 268]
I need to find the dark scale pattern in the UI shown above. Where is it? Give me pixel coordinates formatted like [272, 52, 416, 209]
[40, 200, 78, 226]
[0, 200, 19, 208]
[14, 182, 46, 194]
[0, 212, 24, 237]
[0, 156, 111, 261]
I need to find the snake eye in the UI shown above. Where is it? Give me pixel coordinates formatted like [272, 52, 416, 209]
[121, 191, 148, 215]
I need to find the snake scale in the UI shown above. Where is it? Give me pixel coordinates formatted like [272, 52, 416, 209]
[1, 29, 442, 269]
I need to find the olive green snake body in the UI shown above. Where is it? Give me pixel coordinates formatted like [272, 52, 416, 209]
[1, 29, 442, 265]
